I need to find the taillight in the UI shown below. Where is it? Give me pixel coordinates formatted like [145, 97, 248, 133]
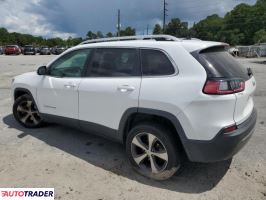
[223, 123, 237, 134]
[203, 79, 245, 95]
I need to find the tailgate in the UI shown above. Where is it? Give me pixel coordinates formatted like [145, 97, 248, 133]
[234, 76, 256, 124]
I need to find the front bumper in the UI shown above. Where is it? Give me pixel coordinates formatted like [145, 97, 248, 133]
[185, 108, 257, 162]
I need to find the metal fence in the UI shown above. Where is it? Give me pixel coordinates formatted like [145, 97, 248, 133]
[236, 43, 266, 57]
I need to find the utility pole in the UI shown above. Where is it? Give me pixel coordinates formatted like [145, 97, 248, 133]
[163, 0, 168, 33]
[117, 9, 121, 37]
[146, 24, 149, 35]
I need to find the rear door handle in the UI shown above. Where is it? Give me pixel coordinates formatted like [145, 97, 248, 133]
[117, 85, 135, 92]
[64, 83, 76, 89]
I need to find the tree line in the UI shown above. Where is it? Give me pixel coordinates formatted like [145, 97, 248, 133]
[0, 0, 265, 47]
[0, 27, 83, 47]
[152, 0, 266, 45]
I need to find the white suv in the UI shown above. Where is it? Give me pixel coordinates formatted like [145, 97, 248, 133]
[11, 35, 257, 180]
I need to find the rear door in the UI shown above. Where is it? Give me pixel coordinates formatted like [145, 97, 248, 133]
[78, 48, 141, 132]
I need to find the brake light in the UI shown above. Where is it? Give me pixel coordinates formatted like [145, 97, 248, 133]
[203, 79, 245, 95]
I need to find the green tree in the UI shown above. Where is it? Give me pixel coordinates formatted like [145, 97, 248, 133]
[191, 14, 224, 41]
[153, 24, 163, 34]
[254, 29, 266, 43]
[46, 37, 65, 47]
[192, 0, 266, 45]
[86, 31, 97, 40]
[0, 28, 9, 45]
[120, 27, 136, 36]
[106, 32, 113, 37]
[96, 31, 104, 38]
[165, 18, 189, 37]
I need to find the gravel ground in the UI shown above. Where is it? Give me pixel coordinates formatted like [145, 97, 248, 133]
[0, 55, 265, 200]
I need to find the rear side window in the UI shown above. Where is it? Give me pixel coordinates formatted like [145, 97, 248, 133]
[193, 47, 249, 80]
[141, 49, 175, 76]
[87, 48, 140, 77]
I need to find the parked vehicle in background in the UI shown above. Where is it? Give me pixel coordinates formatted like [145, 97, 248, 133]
[50, 47, 56, 55]
[54, 46, 66, 55]
[35, 47, 40, 54]
[40, 46, 51, 55]
[229, 47, 239, 57]
[0, 46, 4, 55]
[11, 35, 257, 180]
[23, 45, 36, 55]
[5, 45, 21, 55]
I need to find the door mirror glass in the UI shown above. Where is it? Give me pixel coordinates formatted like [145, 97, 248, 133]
[37, 66, 47, 75]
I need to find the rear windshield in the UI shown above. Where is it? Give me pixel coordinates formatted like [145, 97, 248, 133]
[193, 47, 250, 80]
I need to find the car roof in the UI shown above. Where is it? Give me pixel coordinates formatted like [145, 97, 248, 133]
[75, 40, 226, 53]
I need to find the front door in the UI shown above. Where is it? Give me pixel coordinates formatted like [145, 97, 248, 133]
[37, 48, 93, 120]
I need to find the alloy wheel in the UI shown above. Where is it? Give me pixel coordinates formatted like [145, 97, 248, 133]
[16, 100, 41, 126]
[131, 132, 168, 174]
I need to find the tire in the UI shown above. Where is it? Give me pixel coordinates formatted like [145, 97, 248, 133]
[13, 94, 43, 128]
[126, 122, 182, 180]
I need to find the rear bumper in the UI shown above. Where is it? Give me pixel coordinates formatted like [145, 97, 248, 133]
[185, 108, 257, 162]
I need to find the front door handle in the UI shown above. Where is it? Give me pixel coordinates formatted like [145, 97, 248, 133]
[117, 85, 135, 92]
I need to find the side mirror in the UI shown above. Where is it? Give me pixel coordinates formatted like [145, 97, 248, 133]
[37, 66, 47, 75]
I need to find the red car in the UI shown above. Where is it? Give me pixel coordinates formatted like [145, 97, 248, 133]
[5, 45, 21, 55]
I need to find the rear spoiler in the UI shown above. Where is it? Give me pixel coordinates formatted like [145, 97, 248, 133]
[199, 43, 229, 54]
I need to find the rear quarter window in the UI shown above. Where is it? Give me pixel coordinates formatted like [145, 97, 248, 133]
[192, 47, 250, 80]
[141, 49, 175, 76]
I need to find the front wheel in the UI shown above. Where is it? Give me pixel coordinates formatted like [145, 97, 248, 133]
[126, 123, 182, 180]
[13, 94, 43, 128]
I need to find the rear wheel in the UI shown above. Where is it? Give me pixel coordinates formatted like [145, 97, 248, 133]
[126, 123, 181, 180]
[13, 94, 43, 128]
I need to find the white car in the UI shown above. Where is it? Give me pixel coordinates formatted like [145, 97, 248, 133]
[11, 35, 257, 180]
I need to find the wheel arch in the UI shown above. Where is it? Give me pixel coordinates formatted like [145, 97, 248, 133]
[13, 88, 39, 110]
[14, 88, 32, 100]
[118, 108, 189, 156]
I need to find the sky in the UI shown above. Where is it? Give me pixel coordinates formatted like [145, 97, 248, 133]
[0, 0, 257, 39]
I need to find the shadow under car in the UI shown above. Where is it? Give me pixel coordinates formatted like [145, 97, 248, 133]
[2, 114, 231, 194]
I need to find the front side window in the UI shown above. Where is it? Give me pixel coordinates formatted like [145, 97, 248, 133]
[141, 49, 175, 76]
[87, 48, 140, 77]
[49, 48, 92, 77]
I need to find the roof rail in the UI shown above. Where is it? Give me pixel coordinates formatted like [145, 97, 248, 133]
[80, 34, 180, 45]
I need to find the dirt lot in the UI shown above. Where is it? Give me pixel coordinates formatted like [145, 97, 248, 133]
[0, 55, 265, 200]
